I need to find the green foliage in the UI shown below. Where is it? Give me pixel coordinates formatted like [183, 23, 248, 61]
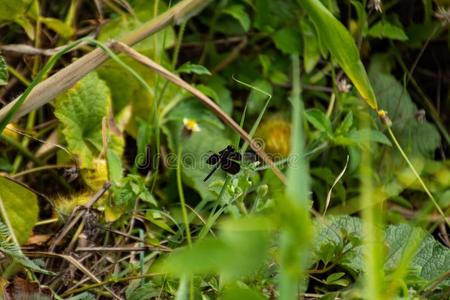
[0, 0, 35, 38]
[0, 56, 8, 86]
[368, 19, 408, 41]
[369, 55, 441, 158]
[314, 216, 450, 290]
[297, 0, 378, 110]
[54, 72, 123, 167]
[154, 216, 272, 282]
[177, 62, 211, 75]
[0, 176, 38, 245]
[0, 220, 52, 275]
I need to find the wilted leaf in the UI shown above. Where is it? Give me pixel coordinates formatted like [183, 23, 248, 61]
[0, 177, 38, 244]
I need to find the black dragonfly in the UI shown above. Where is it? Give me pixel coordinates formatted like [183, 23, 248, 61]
[203, 145, 242, 182]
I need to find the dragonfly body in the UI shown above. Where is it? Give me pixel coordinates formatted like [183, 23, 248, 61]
[204, 145, 242, 182]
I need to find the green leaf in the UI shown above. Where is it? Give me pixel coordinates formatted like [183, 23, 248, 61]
[348, 128, 392, 146]
[315, 216, 450, 288]
[163, 100, 231, 200]
[0, 56, 8, 86]
[368, 19, 408, 41]
[0, 0, 35, 38]
[272, 27, 302, 55]
[154, 217, 271, 281]
[223, 5, 251, 32]
[54, 72, 114, 167]
[0, 176, 38, 244]
[246, 79, 272, 115]
[0, 220, 53, 275]
[385, 223, 450, 288]
[297, 0, 378, 110]
[369, 55, 440, 157]
[305, 108, 331, 133]
[222, 286, 266, 300]
[107, 148, 123, 183]
[40, 17, 75, 39]
[177, 62, 211, 76]
[300, 18, 320, 73]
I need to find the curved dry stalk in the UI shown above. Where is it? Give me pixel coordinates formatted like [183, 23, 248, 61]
[110, 41, 287, 184]
[0, 0, 210, 122]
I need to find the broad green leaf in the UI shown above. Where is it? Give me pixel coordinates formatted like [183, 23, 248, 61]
[272, 27, 302, 55]
[54, 72, 118, 167]
[297, 0, 378, 110]
[154, 217, 271, 281]
[348, 128, 392, 146]
[368, 20, 408, 41]
[177, 62, 211, 75]
[315, 216, 450, 288]
[0, 0, 35, 38]
[223, 5, 251, 32]
[385, 223, 450, 288]
[222, 286, 266, 300]
[163, 100, 231, 200]
[0, 176, 38, 244]
[369, 55, 440, 157]
[0, 56, 8, 86]
[40, 17, 75, 39]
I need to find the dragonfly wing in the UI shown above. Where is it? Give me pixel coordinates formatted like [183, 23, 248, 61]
[221, 160, 241, 175]
[206, 153, 220, 165]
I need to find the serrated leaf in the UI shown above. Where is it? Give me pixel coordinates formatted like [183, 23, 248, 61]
[272, 27, 302, 55]
[385, 223, 450, 288]
[54, 72, 115, 167]
[0, 56, 8, 86]
[0, 176, 38, 245]
[369, 56, 440, 157]
[177, 62, 211, 76]
[368, 19, 408, 41]
[297, 0, 378, 110]
[223, 4, 251, 32]
[315, 216, 450, 288]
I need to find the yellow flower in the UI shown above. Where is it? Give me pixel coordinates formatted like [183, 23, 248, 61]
[256, 117, 291, 158]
